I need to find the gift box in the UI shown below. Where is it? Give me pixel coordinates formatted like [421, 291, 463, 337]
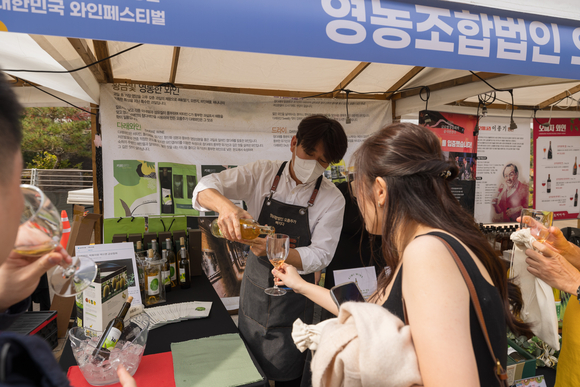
[80, 262, 129, 332]
[506, 338, 536, 386]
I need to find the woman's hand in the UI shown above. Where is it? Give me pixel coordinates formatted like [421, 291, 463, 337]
[117, 365, 137, 387]
[526, 241, 580, 295]
[272, 263, 306, 294]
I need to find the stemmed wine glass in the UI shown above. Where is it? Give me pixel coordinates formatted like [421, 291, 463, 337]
[265, 233, 289, 296]
[14, 185, 97, 297]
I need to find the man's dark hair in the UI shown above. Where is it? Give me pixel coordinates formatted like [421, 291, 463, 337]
[503, 163, 518, 177]
[296, 115, 348, 164]
[0, 73, 23, 181]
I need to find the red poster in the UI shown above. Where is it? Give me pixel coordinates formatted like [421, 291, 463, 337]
[533, 118, 580, 220]
[419, 111, 478, 215]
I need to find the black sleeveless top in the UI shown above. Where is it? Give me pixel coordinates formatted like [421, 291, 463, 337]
[382, 232, 507, 386]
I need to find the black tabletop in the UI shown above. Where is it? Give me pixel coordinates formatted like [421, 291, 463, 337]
[59, 275, 267, 386]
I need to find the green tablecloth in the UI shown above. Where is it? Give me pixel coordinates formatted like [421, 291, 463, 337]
[171, 333, 263, 387]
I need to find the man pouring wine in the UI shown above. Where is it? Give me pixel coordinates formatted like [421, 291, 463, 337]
[192, 115, 348, 386]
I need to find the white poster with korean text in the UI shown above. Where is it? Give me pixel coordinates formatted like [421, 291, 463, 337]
[100, 84, 390, 219]
[474, 116, 531, 224]
[533, 118, 580, 220]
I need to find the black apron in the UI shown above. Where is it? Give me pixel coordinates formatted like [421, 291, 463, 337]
[238, 162, 320, 381]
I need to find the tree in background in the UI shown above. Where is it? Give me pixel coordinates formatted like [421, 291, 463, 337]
[21, 107, 91, 169]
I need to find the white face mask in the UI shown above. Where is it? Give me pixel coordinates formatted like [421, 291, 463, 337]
[293, 148, 326, 184]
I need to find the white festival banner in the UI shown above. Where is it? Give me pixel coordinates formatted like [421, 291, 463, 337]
[100, 84, 390, 219]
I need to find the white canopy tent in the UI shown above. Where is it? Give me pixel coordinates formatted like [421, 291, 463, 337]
[1, 0, 579, 119]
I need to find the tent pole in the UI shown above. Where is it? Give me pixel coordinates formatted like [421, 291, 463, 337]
[91, 103, 103, 244]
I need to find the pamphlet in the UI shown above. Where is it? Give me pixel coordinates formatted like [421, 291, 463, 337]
[332, 267, 377, 299]
[145, 301, 212, 330]
[76, 242, 143, 305]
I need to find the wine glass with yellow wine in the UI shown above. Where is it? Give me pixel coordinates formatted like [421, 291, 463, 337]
[265, 233, 289, 296]
[14, 185, 96, 297]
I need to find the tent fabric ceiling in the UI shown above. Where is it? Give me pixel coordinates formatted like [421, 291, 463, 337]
[2, 0, 580, 119]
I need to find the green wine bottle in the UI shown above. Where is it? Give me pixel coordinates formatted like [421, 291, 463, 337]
[179, 246, 191, 289]
[92, 296, 133, 360]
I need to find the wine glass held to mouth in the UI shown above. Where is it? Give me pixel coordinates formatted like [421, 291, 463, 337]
[14, 185, 97, 297]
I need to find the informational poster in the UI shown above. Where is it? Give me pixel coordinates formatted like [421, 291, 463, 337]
[474, 117, 531, 223]
[101, 84, 390, 219]
[420, 110, 478, 215]
[533, 118, 580, 220]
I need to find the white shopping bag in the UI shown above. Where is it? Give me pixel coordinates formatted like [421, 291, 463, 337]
[510, 229, 560, 350]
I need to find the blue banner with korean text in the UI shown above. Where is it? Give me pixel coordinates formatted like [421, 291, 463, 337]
[1, 0, 580, 79]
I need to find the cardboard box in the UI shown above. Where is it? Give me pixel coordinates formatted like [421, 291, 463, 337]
[81, 262, 129, 332]
[112, 234, 127, 243]
[506, 338, 536, 385]
[143, 232, 158, 249]
[158, 232, 172, 245]
[127, 233, 143, 244]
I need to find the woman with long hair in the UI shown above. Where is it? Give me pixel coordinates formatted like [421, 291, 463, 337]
[274, 123, 531, 387]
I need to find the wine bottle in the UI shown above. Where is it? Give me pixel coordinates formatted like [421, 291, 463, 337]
[179, 246, 191, 289]
[547, 174, 551, 193]
[135, 241, 145, 293]
[151, 239, 160, 260]
[144, 249, 161, 304]
[161, 249, 171, 293]
[179, 237, 191, 278]
[210, 218, 275, 240]
[92, 296, 133, 360]
[575, 189, 578, 207]
[574, 157, 578, 175]
[507, 345, 527, 363]
[166, 238, 177, 288]
[548, 141, 552, 159]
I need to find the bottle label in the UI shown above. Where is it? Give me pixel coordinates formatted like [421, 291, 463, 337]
[170, 263, 177, 281]
[179, 268, 187, 282]
[147, 274, 160, 295]
[162, 270, 170, 286]
[495, 242, 501, 251]
[103, 327, 122, 350]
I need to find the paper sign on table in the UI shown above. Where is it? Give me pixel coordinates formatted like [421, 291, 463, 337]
[76, 242, 142, 305]
[332, 266, 377, 299]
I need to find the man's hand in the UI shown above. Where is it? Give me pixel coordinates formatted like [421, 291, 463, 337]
[0, 245, 71, 312]
[242, 237, 266, 257]
[196, 188, 253, 241]
[526, 241, 580, 295]
[216, 205, 253, 241]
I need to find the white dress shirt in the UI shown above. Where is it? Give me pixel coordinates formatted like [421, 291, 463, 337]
[192, 160, 345, 274]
